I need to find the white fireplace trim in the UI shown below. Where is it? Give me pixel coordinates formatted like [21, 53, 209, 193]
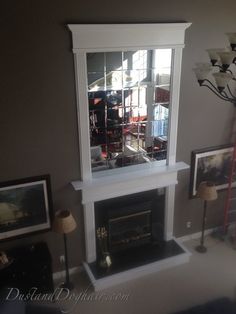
[71, 161, 189, 203]
[72, 161, 189, 263]
[68, 23, 192, 284]
[75, 170, 188, 263]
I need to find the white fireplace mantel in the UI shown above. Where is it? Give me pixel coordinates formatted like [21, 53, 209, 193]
[72, 161, 189, 203]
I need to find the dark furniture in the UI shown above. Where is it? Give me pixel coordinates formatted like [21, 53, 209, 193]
[0, 242, 54, 294]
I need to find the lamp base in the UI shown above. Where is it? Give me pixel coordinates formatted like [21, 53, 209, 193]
[60, 281, 74, 291]
[195, 245, 207, 253]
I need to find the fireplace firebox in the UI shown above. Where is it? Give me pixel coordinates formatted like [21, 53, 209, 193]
[108, 209, 152, 253]
[95, 189, 165, 256]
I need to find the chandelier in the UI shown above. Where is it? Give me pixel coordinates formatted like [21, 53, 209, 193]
[193, 33, 236, 105]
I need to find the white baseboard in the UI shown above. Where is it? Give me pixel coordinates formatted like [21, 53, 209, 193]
[53, 266, 83, 281]
[177, 227, 215, 243]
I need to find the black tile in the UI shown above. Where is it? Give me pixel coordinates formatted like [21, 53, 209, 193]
[88, 239, 184, 279]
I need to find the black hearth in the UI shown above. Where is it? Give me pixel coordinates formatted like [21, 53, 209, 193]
[89, 240, 184, 279]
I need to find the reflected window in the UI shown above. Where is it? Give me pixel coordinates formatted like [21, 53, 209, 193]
[87, 49, 172, 172]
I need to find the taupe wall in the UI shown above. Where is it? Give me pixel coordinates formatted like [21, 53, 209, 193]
[1, 0, 236, 271]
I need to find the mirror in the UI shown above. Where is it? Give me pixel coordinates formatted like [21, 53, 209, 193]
[87, 49, 172, 172]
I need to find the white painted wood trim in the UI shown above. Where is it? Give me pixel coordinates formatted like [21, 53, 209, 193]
[83, 202, 96, 262]
[82, 172, 178, 204]
[164, 185, 175, 240]
[71, 161, 189, 191]
[73, 52, 92, 181]
[68, 23, 192, 270]
[68, 23, 191, 51]
[167, 48, 183, 165]
[83, 238, 191, 291]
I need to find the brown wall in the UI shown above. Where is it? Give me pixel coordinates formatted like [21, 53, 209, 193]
[1, 0, 236, 271]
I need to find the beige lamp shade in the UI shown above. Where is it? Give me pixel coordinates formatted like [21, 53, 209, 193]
[53, 210, 77, 234]
[197, 181, 218, 201]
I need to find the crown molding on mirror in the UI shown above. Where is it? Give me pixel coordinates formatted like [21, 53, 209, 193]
[68, 23, 191, 51]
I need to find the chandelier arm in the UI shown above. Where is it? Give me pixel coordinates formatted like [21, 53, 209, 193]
[213, 64, 223, 70]
[204, 79, 221, 93]
[222, 90, 229, 98]
[205, 79, 235, 102]
[220, 89, 236, 104]
[227, 85, 236, 99]
[221, 90, 234, 101]
[226, 69, 233, 75]
[201, 83, 232, 102]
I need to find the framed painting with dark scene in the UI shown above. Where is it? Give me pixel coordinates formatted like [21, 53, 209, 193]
[0, 175, 53, 241]
[189, 145, 234, 198]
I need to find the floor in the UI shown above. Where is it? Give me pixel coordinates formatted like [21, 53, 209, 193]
[53, 235, 236, 314]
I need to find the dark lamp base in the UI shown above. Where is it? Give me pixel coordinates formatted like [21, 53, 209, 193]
[195, 245, 207, 253]
[60, 281, 74, 291]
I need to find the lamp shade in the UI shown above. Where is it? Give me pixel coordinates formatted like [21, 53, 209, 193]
[206, 48, 226, 63]
[193, 65, 212, 81]
[226, 33, 236, 45]
[197, 181, 218, 201]
[53, 210, 77, 234]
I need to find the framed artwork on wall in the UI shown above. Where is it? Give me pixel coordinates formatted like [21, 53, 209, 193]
[0, 175, 53, 241]
[189, 145, 234, 198]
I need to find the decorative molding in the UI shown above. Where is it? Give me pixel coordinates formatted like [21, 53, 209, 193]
[71, 162, 189, 203]
[68, 23, 191, 51]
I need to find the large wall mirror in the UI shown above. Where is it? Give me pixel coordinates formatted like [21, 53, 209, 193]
[87, 49, 172, 172]
[69, 23, 191, 180]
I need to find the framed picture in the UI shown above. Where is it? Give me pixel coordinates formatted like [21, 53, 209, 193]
[0, 175, 53, 241]
[189, 145, 234, 198]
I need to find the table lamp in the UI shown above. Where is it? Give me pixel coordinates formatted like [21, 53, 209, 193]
[196, 181, 218, 253]
[53, 209, 77, 290]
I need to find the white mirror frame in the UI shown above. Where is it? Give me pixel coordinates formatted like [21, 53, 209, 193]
[68, 23, 191, 181]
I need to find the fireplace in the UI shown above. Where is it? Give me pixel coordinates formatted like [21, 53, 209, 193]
[90, 188, 188, 283]
[95, 190, 165, 255]
[87, 189, 187, 286]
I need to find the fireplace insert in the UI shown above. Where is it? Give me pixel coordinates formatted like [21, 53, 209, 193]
[108, 209, 152, 253]
[95, 189, 165, 255]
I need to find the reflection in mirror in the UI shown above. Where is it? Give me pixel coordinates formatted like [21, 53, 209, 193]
[87, 49, 172, 172]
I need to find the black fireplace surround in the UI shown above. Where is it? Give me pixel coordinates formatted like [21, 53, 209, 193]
[95, 189, 165, 255]
[91, 189, 184, 279]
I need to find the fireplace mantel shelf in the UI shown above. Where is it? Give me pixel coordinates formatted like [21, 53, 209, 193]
[71, 161, 189, 193]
